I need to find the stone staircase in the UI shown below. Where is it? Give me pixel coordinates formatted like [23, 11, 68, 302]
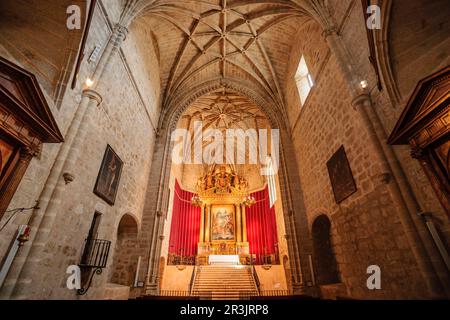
[191, 265, 259, 300]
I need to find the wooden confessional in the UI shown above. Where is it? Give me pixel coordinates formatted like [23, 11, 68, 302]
[0, 57, 63, 219]
[388, 66, 450, 218]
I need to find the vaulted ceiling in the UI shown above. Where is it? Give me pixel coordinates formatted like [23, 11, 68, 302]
[135, 0, 311, 113]
[178, 88, 271, 153]
[176, 87, 272, 191]
[181, 87, 269, 132]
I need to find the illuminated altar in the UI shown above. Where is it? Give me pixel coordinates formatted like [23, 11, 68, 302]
[192, 165, 255, 265]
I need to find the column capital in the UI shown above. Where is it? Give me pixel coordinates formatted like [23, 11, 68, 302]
[82, 89, 103, 106]
[351, 93, 371, 108]
[20, 144, 41, 161]
[411, 145, 426, 160]
[112, 24, 129, 48]
[322, 26, 338, 39]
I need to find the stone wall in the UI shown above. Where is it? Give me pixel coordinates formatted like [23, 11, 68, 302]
[255, 265, 288, 292]
[160, 266, 194, 292]
[0, 0, 85, 105]
[0, 0, 161, 299]
[284, 1, 450, 299]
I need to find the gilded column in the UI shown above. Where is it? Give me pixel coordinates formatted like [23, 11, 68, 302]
[199, 204, 205, 243]
[235, 204, 242, 243]
[204, 205, 211, 243]
[241, 204, 247, 243]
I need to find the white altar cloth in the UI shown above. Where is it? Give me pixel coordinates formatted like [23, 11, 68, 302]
[208, 255, 240, 265]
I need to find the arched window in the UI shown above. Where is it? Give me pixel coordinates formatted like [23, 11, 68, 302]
[295, 55, 314, 107]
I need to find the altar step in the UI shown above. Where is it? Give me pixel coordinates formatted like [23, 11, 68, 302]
[191, 265, 259, 300]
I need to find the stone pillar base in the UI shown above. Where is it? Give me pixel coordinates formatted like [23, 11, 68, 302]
[145, 283, 159, 296]
[292, 283, 313, 296]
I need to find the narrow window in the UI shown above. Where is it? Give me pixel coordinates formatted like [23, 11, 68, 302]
[295, 55, 314, 107]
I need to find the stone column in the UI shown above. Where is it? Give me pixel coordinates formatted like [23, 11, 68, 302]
[323, 25, 448, 298]
[2, 24, 128, 300]
[352, 95, 446, 298]
[277, 133, 310, 294]
[145, 130, 172, 295]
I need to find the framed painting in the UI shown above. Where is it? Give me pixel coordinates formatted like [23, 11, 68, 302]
[93, 145, 123, 205]
[327, 145, 357, 204]
[211, 204, 235, 241]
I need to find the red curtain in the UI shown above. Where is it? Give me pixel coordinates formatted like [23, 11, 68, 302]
[168, 180, 201, 260]
[246, 186, 279, 265]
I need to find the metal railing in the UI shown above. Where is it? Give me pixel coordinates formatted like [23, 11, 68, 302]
[79, 238, 111, 268]
[189, 265, 198, 296]
[77, 238, 111, 295]
[251, 265, 261, 295]
[159, 291, 192, 297]
[260, 290, 291, 297]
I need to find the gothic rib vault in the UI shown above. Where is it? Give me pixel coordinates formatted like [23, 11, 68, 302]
[132, 0, 312, 122]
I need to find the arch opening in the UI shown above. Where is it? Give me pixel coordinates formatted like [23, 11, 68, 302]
[156, 87, 294, 295]
[312, 215, 340, 286]
[110, 214, 139, 287]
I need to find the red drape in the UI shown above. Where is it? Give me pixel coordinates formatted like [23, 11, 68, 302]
[246, 185, 279, 265]
[168, 180, 201, 259]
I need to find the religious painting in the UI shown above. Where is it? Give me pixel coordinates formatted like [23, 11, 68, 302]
[211, 204, 235, 241]
[327, 145, 357, 204]
[93, 145, 123, 205]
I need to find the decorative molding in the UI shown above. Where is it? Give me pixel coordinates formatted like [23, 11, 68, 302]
[351, 93, 371, 108]
[82, 89, 103, 106]
[163, 78, 286, 133]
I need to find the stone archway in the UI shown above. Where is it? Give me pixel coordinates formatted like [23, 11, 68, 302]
[311, 215, 340, 285]
[136, 81, 314, 296]
[110, 214, 139, 287]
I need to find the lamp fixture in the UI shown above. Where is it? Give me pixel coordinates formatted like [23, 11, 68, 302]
[85, 78, 94, 87]
[360, 80, 369, 89]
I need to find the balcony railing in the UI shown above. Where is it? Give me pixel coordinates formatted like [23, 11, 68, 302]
[79, 238, 111, 268]
[77, 238, 111, 295]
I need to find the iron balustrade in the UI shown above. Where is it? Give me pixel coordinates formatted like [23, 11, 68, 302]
[79, 238, 111, 268]
[77, 238, 111, 295]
